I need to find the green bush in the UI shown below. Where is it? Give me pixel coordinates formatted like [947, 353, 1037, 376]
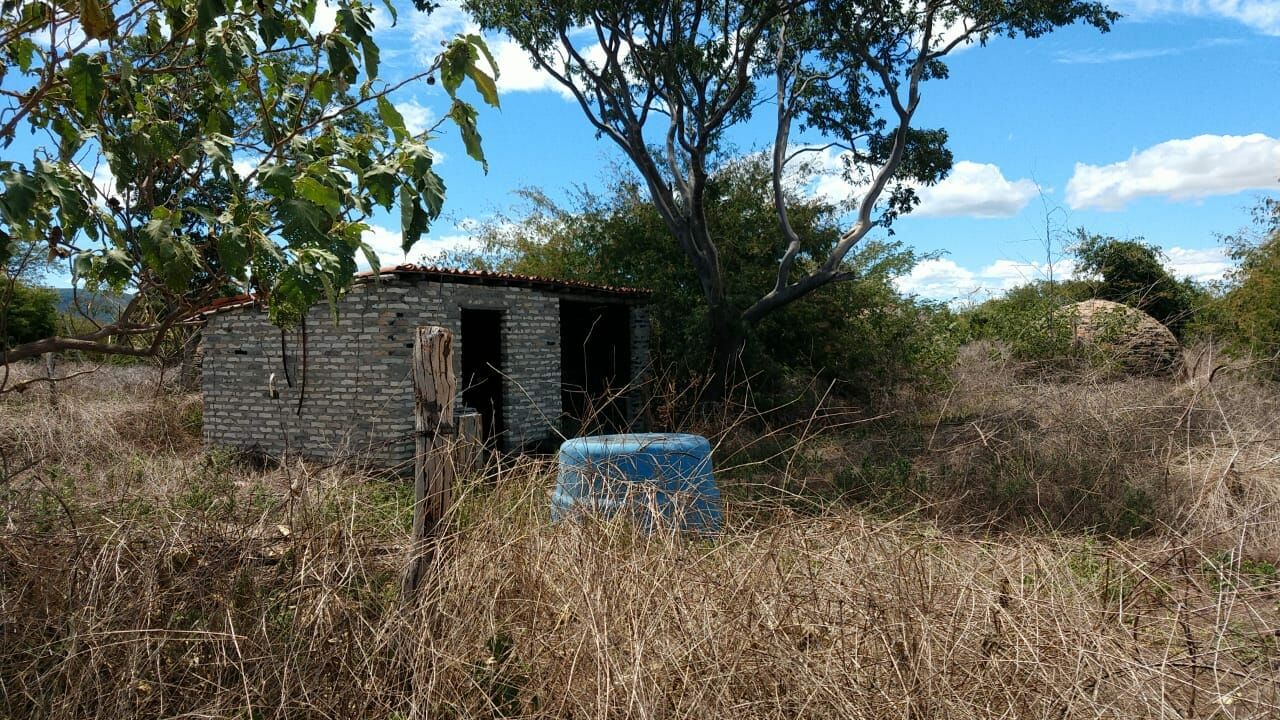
[1071, 231, 1205, 338]
[957, 279, 1088, 362]
[1, 280, 58, 349]
[436, 160, 958, 399]
[1211, 198, 1280, 375]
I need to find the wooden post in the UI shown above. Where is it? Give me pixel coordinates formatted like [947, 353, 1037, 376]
[43, 352, 57, 407]
[454, 411, 484, 477]
[404, 326, 456, 596]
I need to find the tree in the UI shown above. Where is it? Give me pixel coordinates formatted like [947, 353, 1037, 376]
[0, 281, 57, 349]
[439, 157, 953, 395]
[1071, 231, 1200, 337]
[0, 0, 498, 371]
[460, 0, 1118, 389]
[1216, 197, 1280, 371]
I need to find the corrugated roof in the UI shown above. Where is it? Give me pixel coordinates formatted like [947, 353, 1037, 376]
[195, 265, 648, 317]
[356, 264, 650, 297]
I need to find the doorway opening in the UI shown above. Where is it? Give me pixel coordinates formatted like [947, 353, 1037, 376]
[560, 300, 631, 435]
[460, 308, 504, 446]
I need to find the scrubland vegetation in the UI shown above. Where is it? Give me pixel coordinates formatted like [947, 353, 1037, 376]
[2, 344, 1277, 719]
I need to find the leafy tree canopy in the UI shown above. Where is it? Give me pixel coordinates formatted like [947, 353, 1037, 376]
[437, 157, 956, 396]
[1214, 197, 1280, 369]
[458, 0, 1118, 387]
[0, 280, 57, 349]
[1070, 230, 1201, 337]
[0, 0, 498, 366]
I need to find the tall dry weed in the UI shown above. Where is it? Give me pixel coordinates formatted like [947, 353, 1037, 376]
[1, 359, 1277, 719]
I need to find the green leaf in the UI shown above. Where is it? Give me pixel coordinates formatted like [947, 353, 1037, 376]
[439, 40, 472, 98]
[376, 96, 407, 141]
[201, 134, 233, 168]
[51, 118, 84, 159]
[0, 171, 39, 227]
[318, 270, 339, 324]
[196, 0, 227, 34]
[361, 37, 380, 81]
[66, 54, 105, 120]
[258, 164, 294, 198]
[466, 34, 499, 80]
[400, 184, 428, 253]
[80, 0, 117, 40]
[420, 169, 446, 219]
[402, 142, 433, 177]
[358, 240, 382, 274]
[326, 37, 357, 84]
[362, 163, 398, 209]
[258, 12, 284, 48]
[379, 0, 398, 25]
[217, 227, 250, 279]
[464, 64, 500, 108]
[447, 99, 487, 173]
[294, 176, 341, 216]
[312, 77, 334, 107]
[279, 198, 331, 244]
[12, 39, 37, 73]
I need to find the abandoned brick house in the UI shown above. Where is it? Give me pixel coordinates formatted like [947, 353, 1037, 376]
[198, 266, 650, 468]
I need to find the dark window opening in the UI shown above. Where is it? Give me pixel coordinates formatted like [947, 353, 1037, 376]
[460, 309, 504, 447]
[560, 300, 631, 436]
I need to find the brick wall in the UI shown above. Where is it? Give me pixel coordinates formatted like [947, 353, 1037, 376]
[202, 277, 646, 467]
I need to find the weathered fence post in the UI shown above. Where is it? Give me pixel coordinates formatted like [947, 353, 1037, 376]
[454, 411, 484, 477]
[404, 326, 456, 596]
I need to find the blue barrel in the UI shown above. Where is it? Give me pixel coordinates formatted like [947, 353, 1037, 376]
[552, 433, 722, 534]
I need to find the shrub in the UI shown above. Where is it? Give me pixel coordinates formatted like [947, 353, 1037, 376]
[435, 161, 957, 400]
[1212, 198, 1280, 374]
[1071, 231, 1204, 338]
[1, 280, 58, 349]
[957, 279, 1087, 363]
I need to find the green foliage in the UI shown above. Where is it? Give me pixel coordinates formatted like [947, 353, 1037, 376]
[1212, 198, 1280, 373]
[958, 279, 1090, 362]
[1071, 231, 1202, 337]
[438, 158, 956, 396]
[0, 280, 58, 349]
[460, 0, 1117, 374]
[471, 631, 532, 718]
[0, 0, 498, 359]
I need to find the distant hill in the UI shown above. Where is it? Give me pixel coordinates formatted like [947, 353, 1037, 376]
[53, 288, 133, 322]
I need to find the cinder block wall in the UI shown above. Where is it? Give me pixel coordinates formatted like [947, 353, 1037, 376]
[202, 277, 637, 468]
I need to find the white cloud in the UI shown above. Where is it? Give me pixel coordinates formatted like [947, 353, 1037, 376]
[488, 37, 574, 98]
[1055, 37, 1242, 64]
[894, 246, 1233, 301]
[308, 0, 340, 33]
[394, 98, 434, 135]
[1118, 0, 1280, 35]
[409, 1, 476, 53]
[894, 257, 1074, 301]
[980, 258, 1078, 290]
[1066, 134, 1280, 211]
[813, 154, 1038, 219]
[361, 225, 408, 269]
[360, 223, 482, 270]
[1165, 246, 1233, 282]
[893, 258, 977, 299]
[404, 1, 617, 100]
[913, 162, 1040, 218]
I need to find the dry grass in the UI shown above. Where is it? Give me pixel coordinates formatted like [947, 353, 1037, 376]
[1, 357, 1278, 719]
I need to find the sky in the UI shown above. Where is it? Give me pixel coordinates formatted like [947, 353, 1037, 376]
[360, 0, 1280, 303]
[18, 0, 1280, 302]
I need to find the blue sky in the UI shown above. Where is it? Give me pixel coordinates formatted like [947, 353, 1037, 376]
[362, 0, 1280, 302]
[19, 0, 1280, 301]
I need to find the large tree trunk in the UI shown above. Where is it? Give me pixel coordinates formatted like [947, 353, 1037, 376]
[706, 300, 747, 400]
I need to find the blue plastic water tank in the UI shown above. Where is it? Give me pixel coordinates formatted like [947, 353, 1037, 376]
[552, 433, 722, 533]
